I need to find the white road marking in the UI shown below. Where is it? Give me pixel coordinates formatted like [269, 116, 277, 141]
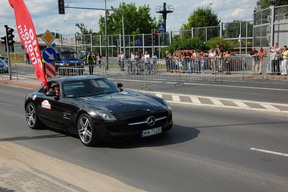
[250, 148, 288, 157]
[190, 96, 201, 104]
[234, 101, 250, 108]
[260, 104, 281, 112]
[141, 90, 288, 115]
[155, 92, 162, 98]
[172, 95, 181, 102]
[210, 98, 224, 106]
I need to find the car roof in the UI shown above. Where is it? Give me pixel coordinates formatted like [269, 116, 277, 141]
[48, 75, 105, 83]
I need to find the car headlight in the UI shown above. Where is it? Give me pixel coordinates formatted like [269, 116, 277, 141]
[90, 110, 117, 122]
[163, 99, 172, 111]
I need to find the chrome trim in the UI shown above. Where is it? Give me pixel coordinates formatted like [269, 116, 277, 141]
[128, 116, 167, 126]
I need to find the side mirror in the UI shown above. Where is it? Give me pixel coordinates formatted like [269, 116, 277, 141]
[117, 82, 123, 92]
[46, 90, 56, 96]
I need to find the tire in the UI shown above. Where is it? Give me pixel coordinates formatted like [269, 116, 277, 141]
[77, 113, 99, 146]
[25, 102, 42, 129]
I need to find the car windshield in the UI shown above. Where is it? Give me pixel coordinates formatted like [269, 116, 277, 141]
[59, 52, 78, 60]
[62, 78, 119, 98]
[0, 59, 5, 66]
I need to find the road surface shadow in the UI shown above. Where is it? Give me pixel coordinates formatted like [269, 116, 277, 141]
[0, 187, 15, 192]
[105, 125, 200, 149]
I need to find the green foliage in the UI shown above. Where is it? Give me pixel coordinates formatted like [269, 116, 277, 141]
[205, 37, 236, 51]
[181, 6, 220, 30]
[75, 22, 93, 35]
[256, 0, 287, 9]
[163, 38, 206, 55]
[98, 2, 157, 35]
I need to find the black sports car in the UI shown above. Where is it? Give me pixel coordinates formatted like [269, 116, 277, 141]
[24, 75, 173, 146]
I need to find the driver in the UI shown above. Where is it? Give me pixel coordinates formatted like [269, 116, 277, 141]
[53, 85, 61, 96]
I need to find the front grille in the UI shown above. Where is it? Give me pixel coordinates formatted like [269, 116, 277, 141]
[128, 116, 167, 126]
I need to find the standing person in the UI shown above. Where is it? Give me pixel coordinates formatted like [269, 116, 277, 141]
[281, 45, 288, 76]
[151, 52, 158, 72]
[224, 51, 231, 74]
[118, 51, 125, 71]
[184, 50, 192, 73]
[24, 53, 30, 64]
[249, 47, 260, 75]
[144, 51, 151, 72]
[216, 44, 225, 72]
[193, 50, 200, 73]
[198, 51, 206, 74]
[165, 51, 172, 72]
[258, 47, 267, 75]
[97, 54, 102, 68]
[129, 51, 135, 72]
[209, 49, 217, 74]
[269, 43, 282, 75]
[86, 52, 95, 75]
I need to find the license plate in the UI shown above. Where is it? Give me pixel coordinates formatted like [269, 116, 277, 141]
[141, 127, 162, 137]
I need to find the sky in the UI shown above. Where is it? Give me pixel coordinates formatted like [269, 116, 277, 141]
[0, 0, 258, 37]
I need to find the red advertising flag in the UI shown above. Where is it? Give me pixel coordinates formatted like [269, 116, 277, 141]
[8, 0, 47, 86]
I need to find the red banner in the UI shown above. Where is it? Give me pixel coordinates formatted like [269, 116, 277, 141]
[8, 0, 47, 86]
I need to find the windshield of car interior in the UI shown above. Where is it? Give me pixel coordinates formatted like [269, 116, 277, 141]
[59, 52, 78, 60]
[0, 59, 5, 66]
[62, 78, 119, 98]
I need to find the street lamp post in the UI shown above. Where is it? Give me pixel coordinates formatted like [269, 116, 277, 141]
[105, 0, 108, 70]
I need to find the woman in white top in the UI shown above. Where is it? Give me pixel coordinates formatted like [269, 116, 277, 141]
[209, 49, 217, 74]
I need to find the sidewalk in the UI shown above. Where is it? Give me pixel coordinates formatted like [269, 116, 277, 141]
[0, 141, 145, 192]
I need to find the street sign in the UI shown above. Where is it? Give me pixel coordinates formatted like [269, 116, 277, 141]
[42, 47, 57, 63]
[136, 39, 142, 46]
[41, 30, 55, 46]
[158, 24, 166, 32]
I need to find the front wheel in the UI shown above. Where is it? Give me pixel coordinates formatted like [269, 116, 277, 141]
[77, 114, 99, 146]
[25, 102, 42, 129]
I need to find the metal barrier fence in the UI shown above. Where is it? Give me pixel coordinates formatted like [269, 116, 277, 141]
[0, 55, 286, 89]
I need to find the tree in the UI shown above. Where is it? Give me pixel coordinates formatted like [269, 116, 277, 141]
[205, 37, 236, 51]
[75, 22, 93, 35]
[181, 6, 220, 41]
[256, 0, 287, 9]
[181, 6, 220, 30]
[98, 2, 157, 35]
[163, 38, 206, 55]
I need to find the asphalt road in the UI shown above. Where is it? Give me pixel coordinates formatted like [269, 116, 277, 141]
[0, 83, 287, 192]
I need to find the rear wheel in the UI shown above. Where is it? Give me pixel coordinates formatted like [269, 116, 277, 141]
[25, 102, 42, 129]
[77, 114, 99, 146]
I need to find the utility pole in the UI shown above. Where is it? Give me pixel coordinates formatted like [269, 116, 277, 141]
[156, 2, 174, 45]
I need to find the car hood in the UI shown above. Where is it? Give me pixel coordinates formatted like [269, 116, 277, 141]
[72, 91, 165, 114]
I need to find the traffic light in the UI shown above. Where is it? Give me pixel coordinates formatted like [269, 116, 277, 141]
[6, 27, 15, 46]
[58, 0, 65, 14]
[1, 36, 6, 45]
